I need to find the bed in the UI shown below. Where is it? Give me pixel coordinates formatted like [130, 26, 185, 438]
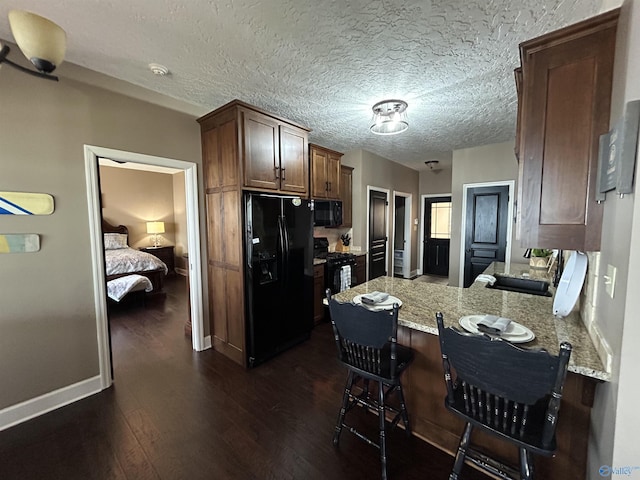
[102, 219, 168, 297]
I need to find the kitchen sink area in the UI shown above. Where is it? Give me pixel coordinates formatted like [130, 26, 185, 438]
[485, 274, 552, 297]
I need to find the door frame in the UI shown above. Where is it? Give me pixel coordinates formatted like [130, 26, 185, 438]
[366, 185, 391, 280]
[392, 191, 412, 278]
[84, 145, 206, 390]
[419, 193, 452, 276]
[459, 181, 515, 286]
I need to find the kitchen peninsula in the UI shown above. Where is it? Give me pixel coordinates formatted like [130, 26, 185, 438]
[332, 263, 606, 480]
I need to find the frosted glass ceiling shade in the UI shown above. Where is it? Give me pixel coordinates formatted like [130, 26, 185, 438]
[370, 99, 409, 135]
[8, 10, 67, 74]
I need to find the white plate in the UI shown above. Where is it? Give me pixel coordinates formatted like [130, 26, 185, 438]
[553, 251, 588, 317]
[458, 315, 535, 343]
[353, 294, 402, 311]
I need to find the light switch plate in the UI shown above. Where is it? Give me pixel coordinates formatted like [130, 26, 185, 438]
[605, 264, 617, 298]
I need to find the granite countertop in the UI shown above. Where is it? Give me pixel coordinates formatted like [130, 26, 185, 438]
[332, 262, 608, 381]
[313, 258, 327, 266]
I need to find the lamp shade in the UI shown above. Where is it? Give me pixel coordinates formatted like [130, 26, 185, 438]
[146, 221, 165, 234]
[8, 10, 67, 73]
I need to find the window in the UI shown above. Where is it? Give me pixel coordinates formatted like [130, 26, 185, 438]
[430, 202, 452, 239]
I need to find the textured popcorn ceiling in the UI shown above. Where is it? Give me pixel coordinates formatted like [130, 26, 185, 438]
[0, 0, 604, 170]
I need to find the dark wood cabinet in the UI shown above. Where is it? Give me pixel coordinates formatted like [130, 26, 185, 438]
[242, 107, 309, 195]
[340, 165, 353, 227]
[353, 254, 367, 286]
[140, 245, 175, 275]
[310, 144, 341, 200]
[516, 10, 618, 251]
[198, 100, 311, 367]
[313, 264, 325, 324]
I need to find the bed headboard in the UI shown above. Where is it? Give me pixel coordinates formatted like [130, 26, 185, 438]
[102, 218, 128, 235]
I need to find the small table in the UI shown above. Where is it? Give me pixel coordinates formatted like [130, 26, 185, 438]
[140, 245, 175, 275]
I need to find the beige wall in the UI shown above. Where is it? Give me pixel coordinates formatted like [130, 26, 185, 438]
[99, 166, 178, 249]
[419, 167, 453, 196]
[343, 149, 420, 277]
[449, 141, 528, 287]
[0, 65, 203, 410]
[588, 0, 640, 475]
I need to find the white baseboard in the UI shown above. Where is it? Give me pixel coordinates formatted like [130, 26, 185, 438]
[0, 375, 103, 432]
[204, 335, 212, 350]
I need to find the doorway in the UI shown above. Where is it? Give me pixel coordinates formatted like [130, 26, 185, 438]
[392, 192, 412, 278]
[367, 187, 390, 281]
[84, 145, 205, 390]
[460, 182, 514, 288]
[422, 196, 452, 277]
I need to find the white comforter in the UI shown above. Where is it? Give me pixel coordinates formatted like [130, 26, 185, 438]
[105, 247, 168, 276]
[107, 274, 153, 302]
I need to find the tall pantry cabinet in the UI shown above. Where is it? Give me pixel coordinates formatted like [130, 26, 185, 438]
[198, 100, 310, 366]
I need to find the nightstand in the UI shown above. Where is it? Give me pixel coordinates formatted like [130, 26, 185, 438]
[140, 245, 175, 275]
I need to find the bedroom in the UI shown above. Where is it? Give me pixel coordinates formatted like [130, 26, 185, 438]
[99, 158, 191, 333]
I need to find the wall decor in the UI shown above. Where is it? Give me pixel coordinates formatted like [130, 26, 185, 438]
[597, 100, 640, 200]
[0, 192, 54, 215]
[0, 234, 40, 253]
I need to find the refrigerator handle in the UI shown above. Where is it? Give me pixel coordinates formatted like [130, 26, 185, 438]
[282, 215, 290, 258]
[245, 194, 252, 269]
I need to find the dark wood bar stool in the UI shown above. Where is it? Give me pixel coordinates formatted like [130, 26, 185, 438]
[435, 312, 572, 480]
[327, 289, 414, 480]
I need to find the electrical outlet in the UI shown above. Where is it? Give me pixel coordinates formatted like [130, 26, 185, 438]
[604, 264, 616, 299]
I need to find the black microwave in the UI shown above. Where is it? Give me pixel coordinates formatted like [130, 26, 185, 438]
[313, 200, 343, 227]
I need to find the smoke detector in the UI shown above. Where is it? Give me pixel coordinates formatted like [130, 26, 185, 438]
[149, 63, 169, 76]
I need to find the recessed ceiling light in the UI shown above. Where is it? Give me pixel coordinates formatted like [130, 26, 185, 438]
[148, 63, 169, 76]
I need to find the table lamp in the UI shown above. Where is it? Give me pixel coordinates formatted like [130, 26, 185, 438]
[146, 221, 165, 247]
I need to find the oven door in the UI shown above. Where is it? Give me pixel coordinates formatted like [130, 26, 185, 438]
[326, 259, 357, 294]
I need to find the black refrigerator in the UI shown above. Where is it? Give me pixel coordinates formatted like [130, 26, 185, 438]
[244, 192, 314, 367]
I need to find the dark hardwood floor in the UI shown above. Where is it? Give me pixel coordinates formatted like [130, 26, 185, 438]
[0, 276, 490, 479]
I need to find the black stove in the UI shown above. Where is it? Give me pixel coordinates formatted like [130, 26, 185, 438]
[325, 251, 356, 265]
[314, 237, 357, 293]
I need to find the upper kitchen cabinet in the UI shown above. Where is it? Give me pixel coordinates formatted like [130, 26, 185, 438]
[340, 165, 353, 227]
[516, 9, 618, 251]
[202, 100, 310, 196]
[310, 144, 342, 200]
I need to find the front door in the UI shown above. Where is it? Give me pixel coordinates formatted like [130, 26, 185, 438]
[423, 196, 451, 276]
[463, 185, 509, 287]
[369, 190, 388, 280]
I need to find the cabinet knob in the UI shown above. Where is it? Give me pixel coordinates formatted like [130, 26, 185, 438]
[281, 167, 286, 180]
[274, 166, 280, 179]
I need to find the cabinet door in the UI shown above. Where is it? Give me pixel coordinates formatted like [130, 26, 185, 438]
[518, 13, 615, 251]
[242, 109, 280, 191]
[279, 125, 308, 195]
[326, 153, 341, 200]
[340, 166, 353, 227]
[311, 147, 329, 198]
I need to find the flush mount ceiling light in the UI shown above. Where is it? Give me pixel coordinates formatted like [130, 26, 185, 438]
[0, 10, 67, 81]
[425, 160, 440, 169]
[370, 99, 409, 135]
